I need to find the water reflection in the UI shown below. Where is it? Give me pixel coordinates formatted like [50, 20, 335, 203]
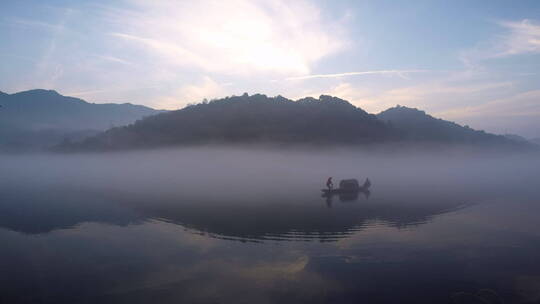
[323, 188, 371, 206]
[0, 185, 468, 243]
[141, 198, 469, 243]
[1, 191, 538, 304]
[0, 188, 142, 234]
[1, 183, 539, 303]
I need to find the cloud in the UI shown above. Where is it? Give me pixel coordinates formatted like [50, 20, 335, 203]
[109, 0, 348, 75]
[295, 82, 371, 105]
[496, 19, 540, 56]
[110, 33, 209, 69]
[7, 18, 65, 32]
[283, 70, 426, 81]
[94, 55, 133, 66]
[439, 90, 540, 119]
[293, 75, 514, 114]
[370, 81, 514, 113]
[152, 77, 229, 110]
[437, 90, 540, 137]
[460, 19, 540, 66]
[65, 86, 158, 99]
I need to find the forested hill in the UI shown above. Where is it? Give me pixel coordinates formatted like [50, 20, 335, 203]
[0, 89, 160, 151]
[60, 93, 531, 151]
[376, 106, 517, 146]
[66, 94, 393, 150]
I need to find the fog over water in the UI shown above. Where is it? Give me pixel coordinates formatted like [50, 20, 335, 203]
[3, 146, 537, 199]
[1, 147, 540, 303]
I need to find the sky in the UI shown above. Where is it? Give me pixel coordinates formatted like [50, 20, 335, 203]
[1, 0, 539, 137]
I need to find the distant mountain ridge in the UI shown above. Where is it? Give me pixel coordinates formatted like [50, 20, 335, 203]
[376, 106, 516, 145]
[529, 137, 540, 144]
[61, 93, 533, 152]
[0, 89, 161, 151]
[1, 90, 533, 152]
[503, 134, 531, 144]
[0, 89, 159, 130]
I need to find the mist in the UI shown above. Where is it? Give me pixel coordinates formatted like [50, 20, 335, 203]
[1, 145, 538, 242]
[2, 146, 538, 224]
[2, 146, 538, 199]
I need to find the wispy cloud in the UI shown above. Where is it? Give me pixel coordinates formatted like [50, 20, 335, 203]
[436, 90, 540, 136]
[6, 18, 66, 32]
[66, 86, 158, 98]
[460, 19, 540, 66]
[295, 75, 514, 114]
[284, 70, 427, 81]
[439, 90, 540, 118]
[94, 55, 133, 66]
[110, 32, 209, 70]
[152, 77, 229, 109]
[108, 0, 349, 75]
[496, 19, 540, 56]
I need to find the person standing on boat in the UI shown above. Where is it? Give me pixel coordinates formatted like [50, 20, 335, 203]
[326, 177, 334, 190]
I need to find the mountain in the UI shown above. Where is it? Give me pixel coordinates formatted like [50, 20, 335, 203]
[0, 89, 161, 151]
[377, 106, 523, 147]
[0, 89, 159, 130]
[61, 94, 531, 152]
[66, 94, 394, 150]
[503, 134, 530, 144]
[530, 138, 540, 146]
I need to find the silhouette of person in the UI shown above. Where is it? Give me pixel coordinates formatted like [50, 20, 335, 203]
[326, 177, 333, 190]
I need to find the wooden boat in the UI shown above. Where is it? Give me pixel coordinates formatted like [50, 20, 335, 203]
[321, 178, 371, 195]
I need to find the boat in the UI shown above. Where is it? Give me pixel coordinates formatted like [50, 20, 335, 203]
[321, 178, 371, 195]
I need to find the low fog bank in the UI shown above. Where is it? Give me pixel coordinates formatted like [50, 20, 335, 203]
[1, 146, 539, 203]
[1, 146, 539, 238]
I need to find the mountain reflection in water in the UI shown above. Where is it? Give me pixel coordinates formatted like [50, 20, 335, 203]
[0, 184, 468, 242]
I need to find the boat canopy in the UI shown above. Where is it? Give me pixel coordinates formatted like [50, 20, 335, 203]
[339, 179, 360, 190]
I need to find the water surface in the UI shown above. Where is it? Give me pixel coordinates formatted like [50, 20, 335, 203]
[1, 148, 539, 303]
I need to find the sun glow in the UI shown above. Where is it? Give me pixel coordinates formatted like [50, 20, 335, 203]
[112, 0, 347, 75]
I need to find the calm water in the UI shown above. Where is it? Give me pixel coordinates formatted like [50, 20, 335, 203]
[1, 149, 539, 304]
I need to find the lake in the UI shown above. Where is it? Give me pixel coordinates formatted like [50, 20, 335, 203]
[1, 148, 539, 303]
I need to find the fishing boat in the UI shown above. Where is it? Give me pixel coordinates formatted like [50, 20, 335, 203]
[321, 178, 371, 195]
